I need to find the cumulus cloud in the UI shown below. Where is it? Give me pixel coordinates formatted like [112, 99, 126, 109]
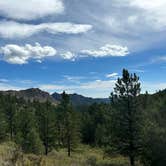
[0, 0, 64, 20]
[0, 43, 57, 64]
[0, 43, 128, 64]
[60, 51, 76, 61]
[81, 44, 129, 57]
[106, 73, 118, 78]
[0, 21, 93, 38]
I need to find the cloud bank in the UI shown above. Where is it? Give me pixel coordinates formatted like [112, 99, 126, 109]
[0, 21, 92, 39]
[0, 0, 64, 20]
[0, 42, 130, 64]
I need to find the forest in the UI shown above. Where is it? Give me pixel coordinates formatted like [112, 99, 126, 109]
[0, 69, 165, 166]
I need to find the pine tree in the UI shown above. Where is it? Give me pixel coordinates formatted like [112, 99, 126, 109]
[5, 95, 17, 140]
[81, 103, 111, 147]
[26, 128, 44, 154]
[0, 110, 8, 142]
[59, 91, 80, 157]
[110, 69, 142, 166]
[35, 101, 57, 155]
[16, 106, 44, 154]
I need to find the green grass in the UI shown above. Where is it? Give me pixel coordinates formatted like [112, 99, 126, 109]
[0, 142, 141, 166]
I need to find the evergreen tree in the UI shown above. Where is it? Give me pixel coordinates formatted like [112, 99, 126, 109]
[35, 101, 57, 155]
[59, 91, 80, 157]
[16, 106, 44, 154]
[81, 103, 111, 147]
[141, 96, 166, 166]
[0, 110, 8, 142]
[26, 128, 44, 154]
[110, 69, 142, 166]
[5, 95, 17, 140]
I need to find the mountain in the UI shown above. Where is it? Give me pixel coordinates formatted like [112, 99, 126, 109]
[52, 92, 109, 106]
[0, 88, 57, 104]
[0, 88, 109, 106]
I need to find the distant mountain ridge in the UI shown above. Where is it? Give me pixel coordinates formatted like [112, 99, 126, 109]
[0, 88, 109, 106]
[52, 92, 110, 106]
[0, 88, 57, 104]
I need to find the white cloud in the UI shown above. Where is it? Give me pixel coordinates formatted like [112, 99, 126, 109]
[111, 0, 166, 31]
[130, 69, 145, 73]
[88, 0, 166, 54]
[81, 79, 116, 90]
[0, 21, 93, 38]
[0, 0, 64, 20]
[60, 51, 75, 61]
[129, 0, 166, 30]
[0, 43, 128, 65]
[106, 73, 118, 78]
[130, 0, 165, 9]
[81, 44, 129, 57]
[0, 43, 57, 64]
[63, 75, 86, 82]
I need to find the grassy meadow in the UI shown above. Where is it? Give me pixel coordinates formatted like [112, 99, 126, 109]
[0, 142, 142, 166]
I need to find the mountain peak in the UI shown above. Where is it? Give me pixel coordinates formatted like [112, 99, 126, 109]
[0, 88, 109, 106]
[52, 92, 109, 106]
[0, 88, 57, 104]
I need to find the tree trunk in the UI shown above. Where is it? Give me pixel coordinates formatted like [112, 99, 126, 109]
[67, 135, 71, 157]
[10, 127, 13, 140]
[130, 155, 135, 166]
[10, 120, 13, 140]
[45, 145, 48, 155]
[45, 102, 49, 155]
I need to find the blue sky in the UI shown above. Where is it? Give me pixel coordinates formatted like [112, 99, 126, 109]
[0, 0, 166, 98]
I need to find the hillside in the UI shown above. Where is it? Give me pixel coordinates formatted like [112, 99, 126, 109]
[0, 88, 109, 106]
[52, 92, 109, 106]
[0, 88, 57, 104]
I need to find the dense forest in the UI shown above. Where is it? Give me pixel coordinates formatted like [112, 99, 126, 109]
[0, 69, 165, 166]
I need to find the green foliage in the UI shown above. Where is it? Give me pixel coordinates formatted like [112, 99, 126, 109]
[110, 69, 142, 166]
[140, 96, 166, 166]
[26, 128, 44, 155]
[81, 103, 111, 147]
[57, 91, 80, 156]
[34, 100, 57, 155]
[0, 142, 134, 166]
[15, 106, 44, 154]
[0, 111, 7, 142]
[86, 155, 97, 166]
[0, 69, 166, 166]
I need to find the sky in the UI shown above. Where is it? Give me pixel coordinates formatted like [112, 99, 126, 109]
[0, 0, 166, 98]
